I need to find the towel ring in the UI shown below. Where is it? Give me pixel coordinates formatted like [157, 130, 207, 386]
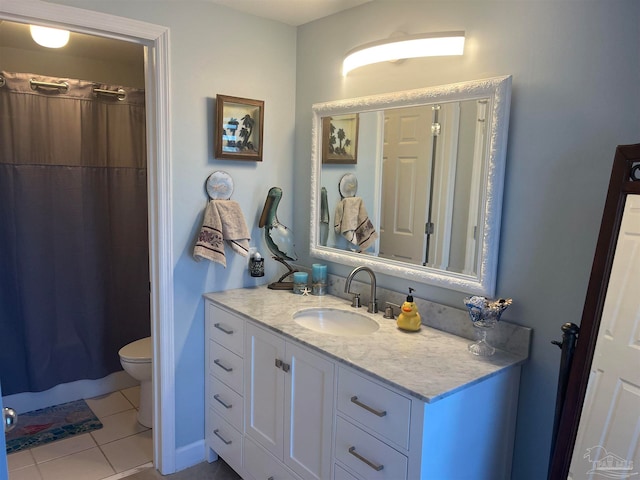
[206, 171, 234, 200]
[339, 173, 358, 198]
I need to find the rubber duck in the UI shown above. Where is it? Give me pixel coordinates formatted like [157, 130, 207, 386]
[397, 287, 421, 332]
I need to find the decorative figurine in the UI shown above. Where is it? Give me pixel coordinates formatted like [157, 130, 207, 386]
[259, 187, 298, 289]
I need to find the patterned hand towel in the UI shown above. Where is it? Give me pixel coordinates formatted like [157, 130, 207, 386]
[334, 197, 378, 251]
[194, 200, 250, 267]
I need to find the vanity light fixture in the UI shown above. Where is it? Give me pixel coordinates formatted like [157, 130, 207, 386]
[342, 31, 465, 76]
[30, 25, 70, 49]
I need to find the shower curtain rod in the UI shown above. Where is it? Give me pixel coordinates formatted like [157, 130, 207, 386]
[27, 78, 127, 100]
[29, 78, 69, 92]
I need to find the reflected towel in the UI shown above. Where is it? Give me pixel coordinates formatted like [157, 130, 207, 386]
[334, 197, 378, 251]
[193, 200, 250, 267]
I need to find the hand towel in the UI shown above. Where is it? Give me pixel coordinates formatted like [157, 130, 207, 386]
[334, 197, 378, 251]
[194, 200, 250, 267]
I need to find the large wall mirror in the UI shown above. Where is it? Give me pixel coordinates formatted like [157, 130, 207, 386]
[309, 76, 512, 295]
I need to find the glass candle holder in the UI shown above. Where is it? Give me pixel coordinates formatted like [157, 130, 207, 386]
[311, 264, 327, 295]
[293, 272, 309, 295]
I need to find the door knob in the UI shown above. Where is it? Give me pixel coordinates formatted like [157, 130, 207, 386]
[4, 407, 17, 433]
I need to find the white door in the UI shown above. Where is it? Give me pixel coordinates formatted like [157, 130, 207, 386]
[569, 194, 640, 479]
[1, 380, 9, 479]
[379, 106, 432, 264]
[284, 342, 334, 480]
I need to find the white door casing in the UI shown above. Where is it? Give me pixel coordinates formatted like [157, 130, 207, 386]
[569, 194, 640, 479]
[0, 0, 174, 473]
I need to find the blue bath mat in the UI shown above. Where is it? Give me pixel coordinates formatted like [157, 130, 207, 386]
[5, 399, 103, 454]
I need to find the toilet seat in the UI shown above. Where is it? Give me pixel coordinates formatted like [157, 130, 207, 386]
[119, 337, 152, 363]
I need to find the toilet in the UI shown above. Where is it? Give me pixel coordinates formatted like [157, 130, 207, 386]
[118, 336, 153, 428]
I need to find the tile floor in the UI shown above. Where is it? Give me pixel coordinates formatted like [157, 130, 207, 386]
[7, 387, 153, 480]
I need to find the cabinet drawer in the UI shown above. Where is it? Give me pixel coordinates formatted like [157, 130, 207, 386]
[209, 375, 243, 431]
[209, 341, 244, 394]
[334, 463, 360, 480]
[337, 367, 411, 449]
[207, 409, 243, 475]
[207, 303, 245, 355]
[335, 417, 407, 480]
[245, 436, 298, 480]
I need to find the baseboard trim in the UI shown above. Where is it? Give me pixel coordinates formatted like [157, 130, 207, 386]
[175, 440, 206, 472]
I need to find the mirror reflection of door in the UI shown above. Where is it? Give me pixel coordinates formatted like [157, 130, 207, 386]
[379, 100, 483, 272]
[379, 105, 432, 264]
[568, 194, 640, 478]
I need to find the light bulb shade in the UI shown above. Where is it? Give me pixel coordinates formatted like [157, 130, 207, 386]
[30, 25, 70, 49]
[343, 31, 465, 76]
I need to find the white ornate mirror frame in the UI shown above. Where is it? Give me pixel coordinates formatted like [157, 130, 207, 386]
[309, 76, 512, 296]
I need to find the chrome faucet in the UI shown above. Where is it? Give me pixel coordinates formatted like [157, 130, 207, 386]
[344, 266, 378, 313]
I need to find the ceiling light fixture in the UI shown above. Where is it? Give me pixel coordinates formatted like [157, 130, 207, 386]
[342, 31, 465, 76]
[30, 25, 70, 49]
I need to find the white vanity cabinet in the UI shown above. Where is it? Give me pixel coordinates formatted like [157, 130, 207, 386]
[333, 364, 521, 480]
[205, 302, 246, 474]
[205, 290, 525, 480]
[245, 322, 334, 480]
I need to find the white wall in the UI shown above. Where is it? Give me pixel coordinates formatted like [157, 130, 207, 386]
[294, 1, 640, 479]
[48, 0, 297, 454]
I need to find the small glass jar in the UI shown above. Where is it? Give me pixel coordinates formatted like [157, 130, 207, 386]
[249, 253, 264, 277]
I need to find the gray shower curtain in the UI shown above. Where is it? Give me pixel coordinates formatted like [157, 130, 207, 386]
[0, 71, 150, 395]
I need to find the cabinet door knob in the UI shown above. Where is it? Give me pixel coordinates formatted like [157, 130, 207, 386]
[350, 395, 387, 417]
[213, 394, 232, 409]
[275, 358, 283, 369]
[213, 359, 233, 372]
[282, 362, 290, 373]
[214, 322, 234, 335]
[213, 429, 232, 445]
[348, 446, 384, 471]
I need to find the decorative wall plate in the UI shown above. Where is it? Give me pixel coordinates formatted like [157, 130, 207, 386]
[206, 170, 234, 199]
[339, 173, 358, 198]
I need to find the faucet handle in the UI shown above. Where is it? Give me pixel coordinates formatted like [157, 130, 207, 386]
[351, 293, 361, 308]
[383, 302, 400, 319]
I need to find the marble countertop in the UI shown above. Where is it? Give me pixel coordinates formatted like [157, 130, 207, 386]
[204, 286, 527, 404]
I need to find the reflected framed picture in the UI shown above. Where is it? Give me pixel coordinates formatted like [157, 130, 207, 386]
[322, 113, 359, 164]
[215, 94, 264, 161]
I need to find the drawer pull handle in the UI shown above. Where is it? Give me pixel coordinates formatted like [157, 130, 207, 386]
[350, 396, 387, 417]
[213, 359, 233, 372]
[214, 322, 234, 335]
[213, 394, 232, 409]
[213, 429, 232, 445]
[348, 446, 384, 472]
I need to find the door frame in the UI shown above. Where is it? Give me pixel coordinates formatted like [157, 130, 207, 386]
[0, 0, 176, 473]
[549, 143, 640, 478]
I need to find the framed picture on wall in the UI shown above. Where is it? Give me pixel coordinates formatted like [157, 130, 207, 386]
[215, 94, 264, 161]
[322, 113, 359, 164]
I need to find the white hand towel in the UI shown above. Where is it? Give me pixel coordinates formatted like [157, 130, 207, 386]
[194, 200, 250, 267]
[334, 197, 378, 251]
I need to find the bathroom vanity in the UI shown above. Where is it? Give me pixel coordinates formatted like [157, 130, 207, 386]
[204, 286, 527, 480]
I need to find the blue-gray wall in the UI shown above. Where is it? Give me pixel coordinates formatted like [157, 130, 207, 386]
[294, 2, 640, 479]
[44, 1, 640, 478]
[49, 0, 298, 453]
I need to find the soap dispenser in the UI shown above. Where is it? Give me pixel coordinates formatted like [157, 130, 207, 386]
[396, 287, 421, 332]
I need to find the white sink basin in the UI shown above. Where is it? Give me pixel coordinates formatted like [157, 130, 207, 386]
[293, 308, 379, 336]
